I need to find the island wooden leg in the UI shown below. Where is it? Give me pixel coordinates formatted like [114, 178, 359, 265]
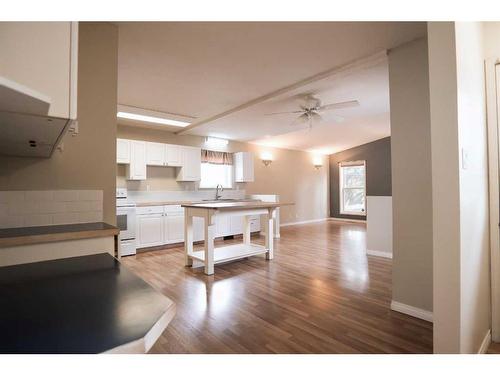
[243, 215, 251, 245]
[265, 208, 274, 260]
[204, 214, 215, 275]
[184, 210, 193, 267]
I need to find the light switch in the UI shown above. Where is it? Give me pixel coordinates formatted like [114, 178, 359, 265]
[461, 148, 469, 170]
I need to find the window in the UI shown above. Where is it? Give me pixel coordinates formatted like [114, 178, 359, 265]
[200, 163, 233, 188]
[339, 161, 366, 215]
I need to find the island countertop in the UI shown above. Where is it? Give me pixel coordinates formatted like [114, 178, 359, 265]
[0, 253, 175, 354]
[0, 222, 119, 248]
[181, 201, 293, 210]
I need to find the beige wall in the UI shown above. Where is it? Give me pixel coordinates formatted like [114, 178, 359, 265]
[388, 38, 433, 313]
[456, 22, 490, 354]
[428, 22, 492, 354]
[117, 124, 329, 224]
[427, 22, 461, 353]
[0, 22, 118, 224]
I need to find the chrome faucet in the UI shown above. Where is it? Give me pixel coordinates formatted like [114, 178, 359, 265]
[215, 184, 223, 200]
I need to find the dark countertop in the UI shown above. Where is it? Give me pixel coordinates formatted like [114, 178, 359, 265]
[0, 253, 175, 353]
[0, 222, 119, 248]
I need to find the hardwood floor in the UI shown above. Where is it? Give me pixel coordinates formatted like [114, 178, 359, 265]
[122, 220, 433, 353]
[488, 342, 500, 354]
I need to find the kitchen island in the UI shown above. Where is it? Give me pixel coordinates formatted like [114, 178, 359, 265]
[182, 201, 292, 275]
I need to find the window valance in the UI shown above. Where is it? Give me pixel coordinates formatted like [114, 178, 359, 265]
[201, 149, 233, 165]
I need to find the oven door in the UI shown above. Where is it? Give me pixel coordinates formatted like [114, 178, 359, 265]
[117, 207, 136, 240]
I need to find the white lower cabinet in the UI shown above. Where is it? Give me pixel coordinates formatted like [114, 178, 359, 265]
[216, 216, 231, 237]
[193, 217, 204, 242]
[164, 213, 184, 244]
[136, 205, 261, 249]
[137, 213, 164, 248]
[229, 216, 243, 234]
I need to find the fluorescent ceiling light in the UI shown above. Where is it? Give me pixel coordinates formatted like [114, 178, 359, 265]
[117, 111, 190, 127]
[205, 137, 229, 147]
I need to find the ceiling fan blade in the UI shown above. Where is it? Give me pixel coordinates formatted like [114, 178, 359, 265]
[264, 110, 304, 116]
[317, 100, 359, 112]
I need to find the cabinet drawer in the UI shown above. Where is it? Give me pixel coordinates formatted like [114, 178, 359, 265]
[164, 205, 183, 214]
[137, 206, 164, 215]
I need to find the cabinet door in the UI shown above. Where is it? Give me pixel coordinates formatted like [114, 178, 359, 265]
[165, 214, 184, 243]
[234, 152, 254, 182]
[128, 140, 147, 180]
[193, 217, 204, 242]
[137, 214, 164, 248]
[216, 216, 231, 237]
[250, 216, 261, 232]
[116, 139, 130, 164]
[146, 142, 165, 166]
[165, 144, 182, 167]
[244, 153, 254, 182]
[0, 22, 77, 119]
[177, 147, 201, 181]
[230, 216, 244, 235]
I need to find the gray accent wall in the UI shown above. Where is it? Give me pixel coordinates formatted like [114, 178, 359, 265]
[329, 137, 392, 220]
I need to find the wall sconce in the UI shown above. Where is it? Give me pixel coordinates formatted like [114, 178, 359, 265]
[313, 155, 323, 170]
[261, 152, 273, 167]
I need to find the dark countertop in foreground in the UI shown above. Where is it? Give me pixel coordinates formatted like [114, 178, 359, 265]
[0, 253, 175, 354]
[0, 222, 119, 248]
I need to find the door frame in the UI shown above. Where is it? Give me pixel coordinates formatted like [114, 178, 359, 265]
[485, 58, 500, 342]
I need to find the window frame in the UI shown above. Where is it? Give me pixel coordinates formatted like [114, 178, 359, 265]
[338, 160, 367, 216]
[199, 162, 234, 189]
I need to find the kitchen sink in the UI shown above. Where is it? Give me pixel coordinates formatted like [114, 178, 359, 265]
[201, 198, 260, 203]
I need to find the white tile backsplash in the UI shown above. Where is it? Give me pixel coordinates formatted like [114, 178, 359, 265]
[0, 190, 103, 229]
[53, 190, 79, 202]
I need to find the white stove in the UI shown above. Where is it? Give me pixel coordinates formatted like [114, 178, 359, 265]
[116, 188, 136, 256]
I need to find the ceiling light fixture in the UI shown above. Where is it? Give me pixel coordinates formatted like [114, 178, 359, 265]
[205, 137, 229, 147]
[117, 112, 191, 127]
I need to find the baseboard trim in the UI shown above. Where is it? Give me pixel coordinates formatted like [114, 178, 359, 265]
[390, 300, 433, 322]
[366, 249, 393, 259]
[329, 217, 366, 224]
[280, 218, 328, 227]
[478, 329, 492, 354]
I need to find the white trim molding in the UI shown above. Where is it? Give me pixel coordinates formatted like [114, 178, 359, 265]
[390, 300, 433, 322]
[329, 217, 366, 224]
[485, 58, 500, 342]
[478, 330, 492, 354]
[280, 218, 328, 227]
[366, 249, 392, 259]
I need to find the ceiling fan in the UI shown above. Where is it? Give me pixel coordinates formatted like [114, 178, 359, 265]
[264, 95, 359, 129]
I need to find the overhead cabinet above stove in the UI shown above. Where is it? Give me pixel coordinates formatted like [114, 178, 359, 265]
[0, 22, 78, 158]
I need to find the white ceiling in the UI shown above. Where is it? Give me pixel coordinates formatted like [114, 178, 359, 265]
[189, 57, 391, 154]
[117, 22, 426, 153]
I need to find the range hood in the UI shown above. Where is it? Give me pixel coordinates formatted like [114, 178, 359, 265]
[0, 77, 74, 158]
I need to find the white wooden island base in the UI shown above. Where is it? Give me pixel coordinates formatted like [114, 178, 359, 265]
[182, 201, 290, 275]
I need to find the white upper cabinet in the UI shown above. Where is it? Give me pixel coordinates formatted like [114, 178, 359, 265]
[117, 138, 201, 182]
[0, 22, 78, 119]
[146, 142, 166, 166]
[165, 144, 182, 167]
[234, 152, 254, 182]
[146, 142, 183, 167]
[117, 139, 131, 164]
[126, 140, 147, 180]
[177, 146, 201, 182]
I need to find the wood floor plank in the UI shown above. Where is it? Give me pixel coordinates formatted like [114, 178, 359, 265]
[121, 220, 433, 353]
